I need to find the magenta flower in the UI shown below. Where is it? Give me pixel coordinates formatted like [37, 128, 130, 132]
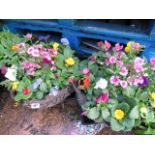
[96, 92, 109, 104]
[120, 80, 128, 88]
[112, 43, 123, 51]
[40, 51, 51, 60]
[119, 66, 128, 76]
[110, 76, 120, 86]
[26, 33, 32, 39]
[0, 65, 7, 74]
[42, 58, 51, 64]
[109, 56, 117, 64]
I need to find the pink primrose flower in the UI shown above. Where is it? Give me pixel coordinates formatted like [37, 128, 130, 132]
[113, 43, 123, 51]
[109, 56, 117, 64]
[110, 76, 120, 86]
[119, 66, 128, 76]
[82, 68, 90, 75]
[120, 80, 128, 88]
[26, 33, 32, 39]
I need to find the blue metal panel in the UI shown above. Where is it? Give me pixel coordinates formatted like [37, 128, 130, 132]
[58, 19, 76, 26]
[141, 47, 155, 61]
[1, 19, 155, 59]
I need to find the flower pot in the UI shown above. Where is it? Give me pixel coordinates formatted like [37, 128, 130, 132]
[11, 85, 74, 110]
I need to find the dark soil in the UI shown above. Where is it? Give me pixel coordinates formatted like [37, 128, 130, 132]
[0, 90, 133, 135]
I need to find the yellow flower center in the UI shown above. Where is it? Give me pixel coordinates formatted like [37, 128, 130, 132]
[11, 44, 19, 51]
[12, 81, 19, 91]
[114, 109, 125, 120]
[151, 92, 155, 100]
[65, 57, 75, 66]
[53, 42, 59, 50]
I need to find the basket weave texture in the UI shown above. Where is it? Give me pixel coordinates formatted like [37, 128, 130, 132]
[11, 85, 74, 110]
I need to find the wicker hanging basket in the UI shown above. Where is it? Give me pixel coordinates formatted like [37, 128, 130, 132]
[11, 85, 74, 110]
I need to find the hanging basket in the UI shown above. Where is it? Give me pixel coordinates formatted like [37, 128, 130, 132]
[11, 85, 74, 110]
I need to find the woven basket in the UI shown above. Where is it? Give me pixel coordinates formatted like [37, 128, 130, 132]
[11, 85, 74, 110]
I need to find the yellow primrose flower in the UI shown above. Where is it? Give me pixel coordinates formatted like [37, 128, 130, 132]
[11, 44, 19, 51]
[53, 42, 59, 50]
[12, 81, 19, 91]
[151, 92, 155, 100]
[65, 57, 75, 66]
[13, 102, 19, 107]
[125, 47, 130, 53]
[114, 109, 125, 120]
[127, 41, 134, 48]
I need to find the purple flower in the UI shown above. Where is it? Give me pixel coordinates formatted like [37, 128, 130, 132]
[38, 35, 50, 41]
[0, 65, 7, 74]
[138, 76, 150, 87]
[60, 38, 69, 45]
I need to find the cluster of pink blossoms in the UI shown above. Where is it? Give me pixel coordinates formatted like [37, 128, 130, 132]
[133, 57, 145, 73]
[21, 60, 41, 75]
[110, 75, 148, 88]
[26, 44, 58, 70]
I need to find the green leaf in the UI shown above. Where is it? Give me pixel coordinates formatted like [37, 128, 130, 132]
[110, 118, 124, 131]
[39, 82, 48, 93]
[87, 107, 100, 120]
[146, 112, 155, 123]
[95, 114, 104, 123]
[64, 46, 73, 58]
[36, 91, 44, 100]
[122, 118, 135, 130]
[17, 81, 25, 92]
[123, 86, 135, 97]
[101, 108, 110, 120]
[23, 92, 33, 100]
[108, 99, 118, 104]
[116, 102, 130, 113]
[129, 106, 139, 119]
[14, 92, 23, 101]
[55, 53, 64, 69]
[139, 91, 149, 101]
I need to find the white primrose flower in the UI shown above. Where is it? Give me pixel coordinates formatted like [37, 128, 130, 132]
[94, 78, 108, 90]
[5, 66, 17, 81]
